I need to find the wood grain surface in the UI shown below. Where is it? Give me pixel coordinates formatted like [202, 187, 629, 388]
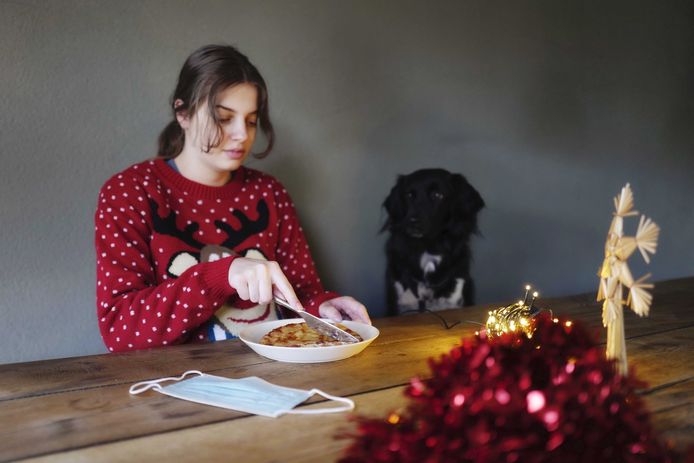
[2, 277, 692, 462]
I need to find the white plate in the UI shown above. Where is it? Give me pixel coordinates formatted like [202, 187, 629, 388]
[239, 318, 379, 363]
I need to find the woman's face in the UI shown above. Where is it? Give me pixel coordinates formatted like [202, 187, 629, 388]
[178, 83, 259, 175]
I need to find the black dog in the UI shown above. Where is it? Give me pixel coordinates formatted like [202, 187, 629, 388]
[382, 168, 484, 315]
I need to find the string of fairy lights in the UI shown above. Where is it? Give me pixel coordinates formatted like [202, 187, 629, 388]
[482, 285, 572, 339]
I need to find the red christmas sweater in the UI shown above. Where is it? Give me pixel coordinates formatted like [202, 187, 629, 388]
[95, 158, 338, 352]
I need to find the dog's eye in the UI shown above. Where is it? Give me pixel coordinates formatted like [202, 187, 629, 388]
[406, 190, 416, 199]
[430, 191, 444, 201]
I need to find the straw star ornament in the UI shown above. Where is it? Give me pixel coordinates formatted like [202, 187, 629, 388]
[597, 183, 659, 375]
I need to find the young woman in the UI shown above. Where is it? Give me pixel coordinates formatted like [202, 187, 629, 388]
[95, 44, 370, 352]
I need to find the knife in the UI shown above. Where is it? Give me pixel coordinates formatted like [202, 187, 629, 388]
[273, 297, 360, 344]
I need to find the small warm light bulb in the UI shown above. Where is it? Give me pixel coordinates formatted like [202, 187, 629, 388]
[530, 291, 538, 305]
[565, 321, 573, 327]
[523, 285, 532, 305]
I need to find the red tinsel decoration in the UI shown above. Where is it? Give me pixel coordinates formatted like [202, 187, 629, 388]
[340, 313, 675, 463]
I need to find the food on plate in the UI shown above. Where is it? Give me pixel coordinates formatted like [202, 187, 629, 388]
[260, 322, 363, 347]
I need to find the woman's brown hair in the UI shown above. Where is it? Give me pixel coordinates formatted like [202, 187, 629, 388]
[158, 44, 275, 159]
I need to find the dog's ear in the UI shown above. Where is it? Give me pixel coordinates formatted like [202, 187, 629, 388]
[447, 174, 485, 236]
[380, 175, 406, 233]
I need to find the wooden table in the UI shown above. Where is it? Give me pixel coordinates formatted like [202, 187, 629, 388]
[2, 277, 693, 462]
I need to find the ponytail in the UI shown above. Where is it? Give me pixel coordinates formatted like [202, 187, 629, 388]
[158, 120, 184, 159]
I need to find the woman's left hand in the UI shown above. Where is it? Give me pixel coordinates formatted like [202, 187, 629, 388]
[319, 296, 371, 325]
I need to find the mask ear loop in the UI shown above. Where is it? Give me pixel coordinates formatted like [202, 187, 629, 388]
[287, 389, 355, 414]
[129, 370, 204, 395]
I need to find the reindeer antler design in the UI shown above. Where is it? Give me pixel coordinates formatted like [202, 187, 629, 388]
[149, 200, 205, 248]
[150, 198, 270, 250]
[149, 198, 271, 278]
[215, 199, 270, 249]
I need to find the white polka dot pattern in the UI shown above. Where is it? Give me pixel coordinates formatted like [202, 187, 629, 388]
[94, 160, 338, 353]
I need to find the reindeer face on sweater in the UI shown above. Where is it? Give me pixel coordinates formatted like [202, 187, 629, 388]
[150, 198, 279, 340]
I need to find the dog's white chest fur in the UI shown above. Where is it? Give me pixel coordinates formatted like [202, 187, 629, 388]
[420, 252, 442, 275]
[395, 252, 465, 313]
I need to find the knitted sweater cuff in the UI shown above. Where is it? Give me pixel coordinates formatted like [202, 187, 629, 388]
[304, 291, 341, 317]
[200, 256, 237, 301]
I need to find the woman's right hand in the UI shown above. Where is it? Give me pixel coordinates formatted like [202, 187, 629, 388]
[228, 257, 303, 310]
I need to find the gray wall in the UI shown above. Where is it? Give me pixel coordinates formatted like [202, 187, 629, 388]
[1, 0, 692, 364]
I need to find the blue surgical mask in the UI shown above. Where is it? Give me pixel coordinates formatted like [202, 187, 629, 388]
[129, 370, 354, 418]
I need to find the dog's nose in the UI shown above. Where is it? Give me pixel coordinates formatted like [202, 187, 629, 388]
[405, 216, 425, 238]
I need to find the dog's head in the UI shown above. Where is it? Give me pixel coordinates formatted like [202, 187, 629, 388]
[382, 168, 484, 240]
